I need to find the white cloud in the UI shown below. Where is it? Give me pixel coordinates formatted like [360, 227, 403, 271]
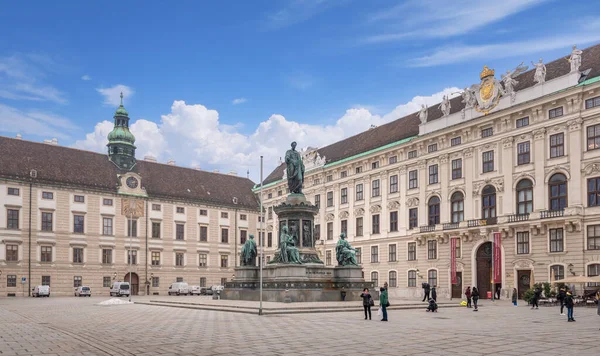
[81, 75, 91, 81]
[266, 0, 346, 30]
[96, 84, 134, 106]
[0, 104, 75, 139]
[75, 88, 458, 181]
[232, 97, 247, 105]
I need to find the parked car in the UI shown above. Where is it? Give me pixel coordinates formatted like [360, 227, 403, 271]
[74, 286, 91, 297]
[168, 282, 189, 296]
[189, 285, 201, 295]
[211, 285, 225, 293]
[110, 282, 130, 297]
[201, 287, 213, 295]
[33, 285, 50, 297]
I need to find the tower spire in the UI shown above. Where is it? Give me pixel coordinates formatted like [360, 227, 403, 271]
[120, 91, 124, 106]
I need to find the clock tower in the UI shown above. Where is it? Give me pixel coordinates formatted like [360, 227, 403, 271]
[107, 92, 137, 171]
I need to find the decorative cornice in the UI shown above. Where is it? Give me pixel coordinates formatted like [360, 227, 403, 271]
[567, 118, 583, 131]
[339, 211, 349, 219]
[369, 205, 382, 214]
[502, 137, 514, 148]
[463, 147, 474, 158]
[406, 197, 419, 207]
[581, 162, 600, 176]
[533, 128, 546, 140]
[325, 213, 335, 222]
[439, 154, 449, 164]
[387, 200, 400, 210]
[354, 207, 365, 217]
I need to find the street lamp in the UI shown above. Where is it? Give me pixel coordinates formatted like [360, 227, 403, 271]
[128, 200, 134, 303]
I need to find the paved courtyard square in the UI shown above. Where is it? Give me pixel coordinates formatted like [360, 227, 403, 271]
[0, 297, 598, 356]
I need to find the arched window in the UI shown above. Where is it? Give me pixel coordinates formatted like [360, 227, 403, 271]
[588, 264, 600, 287]
[388, 271, 397, 288]
[549, 173, 568, 211]
[482, 185, 496, 219]
[516, 179, 533, 214]
[371, 271, 379, 288]
[550, 264, 564, 281]
[428, 269, 437, 287]
[407, 270, 417, 287]
[451, 192, 464, 223]
[428, 196, 440, 226]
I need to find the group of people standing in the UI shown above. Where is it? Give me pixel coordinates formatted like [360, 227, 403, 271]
[464, 286, 480, 311]
[360, 284, 389, 322]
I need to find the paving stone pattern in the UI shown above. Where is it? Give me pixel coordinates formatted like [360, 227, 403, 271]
[0, 297, 598, 356]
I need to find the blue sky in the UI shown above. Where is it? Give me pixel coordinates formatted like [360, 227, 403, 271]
[1, 0, 599, 180]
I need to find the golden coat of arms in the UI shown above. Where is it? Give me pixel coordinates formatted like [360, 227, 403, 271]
[470, 66, 504, 115]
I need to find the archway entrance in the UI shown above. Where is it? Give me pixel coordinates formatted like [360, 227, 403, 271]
[124, 272, 139, 296]
[476, 242, 492, 299]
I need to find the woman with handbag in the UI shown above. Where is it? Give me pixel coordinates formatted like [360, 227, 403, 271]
[360, 288, 373, 320]
[379, 287, 389, 321]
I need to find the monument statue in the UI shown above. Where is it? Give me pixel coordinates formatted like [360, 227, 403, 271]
[501, 62, 528, 103]
[240, 234, 257, 266]
[279, 226, 302, 264]
[285, 141, 305, 194]
[439, 95, 451, 117]
[461, 88, 476, 108]
[417, 104, 428, 124]
[302, 222, 312, 248]
[568, 45, 583, 73]
[532, 58, 546, 85]
[336, 233, 358, 266]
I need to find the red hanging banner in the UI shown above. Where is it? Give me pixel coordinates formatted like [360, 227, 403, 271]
[493, 232, 502, 283]
[450, 237, 457, 285]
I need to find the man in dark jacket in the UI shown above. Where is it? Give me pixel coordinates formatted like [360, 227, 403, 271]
[431, 286, 437, 302]
[557, 287, 566, 315]
[422, 282, 430, 302]
[564, 291, 575, 322]
[531, 287, 542, 309]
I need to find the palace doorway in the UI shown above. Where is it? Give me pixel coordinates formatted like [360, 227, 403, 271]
[124, 272, 139, 296]
[517, 270, 531, 299]
[476, 242, 492, 299]
[451, 272, 463, 299]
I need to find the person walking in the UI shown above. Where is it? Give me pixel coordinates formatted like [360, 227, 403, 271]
[557, 287, 566, 315]
[564, 291, 575, 322]
[422, 282, 430, 302]
[531, 286, 541, 310]
[512, 288, 518, 306]
[472, 287, 480, 311]
[465, 286, 472, 308]
[379, 287, 388, 321]
[360, 288, 373, 320]
[431, 286, 437, 302]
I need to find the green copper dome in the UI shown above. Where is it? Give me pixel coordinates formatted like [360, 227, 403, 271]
[107, 126, 136, 145]
[115, 104, 129, 117]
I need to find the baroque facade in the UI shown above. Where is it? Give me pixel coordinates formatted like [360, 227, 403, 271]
[260, 44, 600, 299]
[0, 99, 259, 296]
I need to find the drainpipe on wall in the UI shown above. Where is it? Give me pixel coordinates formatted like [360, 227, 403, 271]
[28, 182, 32, 297]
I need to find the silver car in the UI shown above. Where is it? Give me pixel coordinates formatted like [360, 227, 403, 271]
[74, 286, 91, 297]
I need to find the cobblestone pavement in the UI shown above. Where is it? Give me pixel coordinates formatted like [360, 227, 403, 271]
[0, 296, 598, 356]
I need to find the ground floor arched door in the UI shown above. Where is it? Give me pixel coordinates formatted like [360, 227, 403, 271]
[476, 242, 492, 299]
[124, 273, 139, 296]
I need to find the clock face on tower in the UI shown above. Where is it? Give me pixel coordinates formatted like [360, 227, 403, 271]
[126, 177, 139, 189]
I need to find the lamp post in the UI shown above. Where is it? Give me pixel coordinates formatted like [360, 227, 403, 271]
[129, 200, 134, 303]
[259, 155, 264, 316]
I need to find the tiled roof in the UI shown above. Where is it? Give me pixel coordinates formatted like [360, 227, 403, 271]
[0, 136, 259, 210]
[263, 43, 600, 185]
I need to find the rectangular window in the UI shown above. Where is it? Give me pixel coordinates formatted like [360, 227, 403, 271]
[389, 211, 398, 232]
[326, 175, 333, 182]
[278, 190, 282, 196]
[587, 124, 600, 150]
[221, 228, 229, 243]
[314, 194, 320, 208]
[340, 170, 348, 178]
[220, 255, 228, 268]
[73, 247, 83, 263]
[152, 204, 161, 211]
[517, 232, 530, 254]
[268, 207, 273, 220]
[326, 250, 332, 266]
[408, 242, 416, 261]
[516, 117, 529, 128]
[6, 245, 18, 262]
[240, 230, 247, 244]
[371, 179, 380, 197]
[451, 159, 462, 179]
[42, 191, 53, 200]
[176, 277, 184, 283]
[221, 212, 228, 219]
[127, 250, 137, 265]
[371, 246, 379, 263]
[481, 127, 493, 138]
[7, 209, 19, 229]
[549, 228, 564, 253]
[175, 253, 184, 267]
[102, 249, 112, 264]
[176, 207, 185, 214]
[74, 195, 85, 203]
[356, 217, 363, 237]
[176, 224, 184, 240]
[408, 150, 417, 159]
[41, 212, 53, 231]
[428, 165, 438, 184]
[409, 170, 418, 189]
[586, 96, 600, 109]
[427, 240, 437, 260]
[103, 198, 113, 206]
[240, 214, 247, 221]
[388, 244, 397, 262]
[451, 137, 461, 146]
[151, 222, 161, 238]
[388, 156, 397, 164]
[355, 247, 361, 264]
[103, 277, 111, 288]
[199, 226, 208, 242]
[341, 220, 347, 235]
[73, 215, 84, 233]
[151, 251, 160, 266]
[152, 277, 160, 287]
[371, 161, 379, 169]
[587, 225, 600, 250]
[327, 191, 333, 207]
[409, 208, 418, 229]
[314, 224, 320, 240]
[428, 144, 438, 153]
[127, 220, 137, 237]
[389, 175, 398, 193]
[408, 271, 417, 287]
[355, 184, 363, 201]
[7, 187, 20, 196]
[267, 232, 273, 247]
[198, 253, 208, 267]
[327, 222, 333, 240]
[102, 217, 113, 235]
[517, 141, 531, 165]
[549, 107, 563, 119]
[589, 177, 600, 208]
[198, 209, 207, 216]
[372, 214, 380, 234]
[199, 277, 206, 287]
[355, 166, 362, 174]
[482, 150, 494, 173]
[428, 270, 437, 287]
[41, 246, 52, 262]
[340, 188, 348, 204]
[42, 276, 51, 286]
[74, 277, 83, 288]
[550, 133, 564, 158]
[389, 271, 397, 288]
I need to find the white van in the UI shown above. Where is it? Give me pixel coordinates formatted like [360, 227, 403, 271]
[75, 286, 91, 297]
[189, 285, 201, 295]
[168, 282, 189, 296]
[110, 282, 130, 297]
[33, 285, 50, 297]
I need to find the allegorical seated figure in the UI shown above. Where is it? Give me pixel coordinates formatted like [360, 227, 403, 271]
[336, 233, 358, 266]
[280, 226, 302, 264]
[240, 234, 257, 266]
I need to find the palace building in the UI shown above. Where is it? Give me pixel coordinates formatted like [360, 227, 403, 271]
[260, 43, 600, 299]
[0, 97, 259, 296]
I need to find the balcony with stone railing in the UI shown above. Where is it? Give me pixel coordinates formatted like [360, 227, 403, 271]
[443, 222, 460, 230]
[507, 213, 530, 223]
[419, 225, 436, 233]
[467, 217, 497, 228]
